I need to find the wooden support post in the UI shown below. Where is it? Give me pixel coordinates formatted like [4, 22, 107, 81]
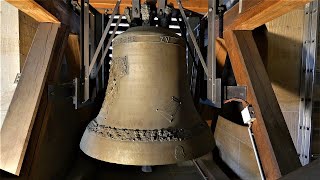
[224, 30, 301, 179]
[0, 23, 61, 175]
[27, 25, 70, 180]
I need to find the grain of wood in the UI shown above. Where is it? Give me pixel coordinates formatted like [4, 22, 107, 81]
[216, 37, 228, 73]
[224, 30, 301, 179]
[18, 11, 39, 69]
[65, 34, 81, 79]
[214, 116, 260, 179]
[0, 23, 60, 175]
[265, 7, 305, 152]
[224, 0, 310, 30]
[5, 0, 59, 23]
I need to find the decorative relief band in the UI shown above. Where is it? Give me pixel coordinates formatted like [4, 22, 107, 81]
[113, 35, 185, 47]
[103, 56, 128, 116]
[87, 120, 207, 142]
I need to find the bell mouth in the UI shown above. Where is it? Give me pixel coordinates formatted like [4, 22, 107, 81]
[80, 120, 215, 166]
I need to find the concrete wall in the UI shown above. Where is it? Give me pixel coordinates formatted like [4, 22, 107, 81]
[0, 0, 20, 128]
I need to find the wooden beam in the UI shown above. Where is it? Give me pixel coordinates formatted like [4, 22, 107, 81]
[224, 0, 310, 30]
[5, 0, 59, 23]
[87, 0, 208, 14]
[214, 116, 261, 179]
[224, 30, 301, 179]
[65, 34, 81, 80]
[27, 25, 70, 180]
[35, 0, 80, 34]
[0, 23, 60, 175]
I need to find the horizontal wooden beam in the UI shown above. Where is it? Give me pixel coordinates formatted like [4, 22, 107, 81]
[224, 0, 310, 30]
[0, 23, 60, 175]
[88, 0, 310, 28]
[86, 0, 208, 14]
[5, 0, 59, 23]
[224, 30, 301, 179]
[35, 0, 80, 34]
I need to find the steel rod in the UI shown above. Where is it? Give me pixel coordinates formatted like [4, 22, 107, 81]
[94, 14, 123, 77]
[88, 0, 121, 75]
[82, 0, 90, 101]
[248, 123, 265, 180]
[207, 0, 218, 106]
[176, 0, 209, 76]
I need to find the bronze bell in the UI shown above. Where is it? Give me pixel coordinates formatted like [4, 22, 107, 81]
[80, 26, 214, 165]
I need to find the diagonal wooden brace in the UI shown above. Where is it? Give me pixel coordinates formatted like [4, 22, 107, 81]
[224, 30, 301, 179]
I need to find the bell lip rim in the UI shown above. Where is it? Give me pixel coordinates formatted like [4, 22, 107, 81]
[79, 128, 215, 166]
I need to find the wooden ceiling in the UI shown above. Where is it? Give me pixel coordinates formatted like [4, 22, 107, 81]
[84, 0, 208, 14]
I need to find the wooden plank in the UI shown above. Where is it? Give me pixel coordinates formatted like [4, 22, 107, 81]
[27, 25, 71, 180]
[0, 22, 60, 175]
[264, 8, 305, 150]
[214, 116, 260, 179]
[5, 0, 59, 23]
[224, 30, 301, 179]
[224, 0, 310, 30]
[65, 34, 81, 80]
[0, 1, 20, 128]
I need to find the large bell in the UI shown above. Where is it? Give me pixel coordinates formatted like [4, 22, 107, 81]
[80, 26, 214, 165]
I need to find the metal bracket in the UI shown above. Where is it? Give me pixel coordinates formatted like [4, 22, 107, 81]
[224, 86, 247, 101]
[132, 0, 140, 18]
[297, 0, 319, 166]
[158, 0, 166, 15]
[48, 78, 93, 109]
[48, 80, 76, 103]
[80, 0, 121, 103]
[14, 73, 21, 84]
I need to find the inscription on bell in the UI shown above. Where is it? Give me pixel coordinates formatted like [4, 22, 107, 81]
[160, 36, 171, 43]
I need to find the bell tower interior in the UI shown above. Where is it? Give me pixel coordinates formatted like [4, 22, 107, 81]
[0, 0, 319, 179]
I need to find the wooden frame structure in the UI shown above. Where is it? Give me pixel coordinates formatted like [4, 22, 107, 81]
[0, 0, 313, 179]
[221, 1, 310, 179]
[0, 0, 62, 175]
